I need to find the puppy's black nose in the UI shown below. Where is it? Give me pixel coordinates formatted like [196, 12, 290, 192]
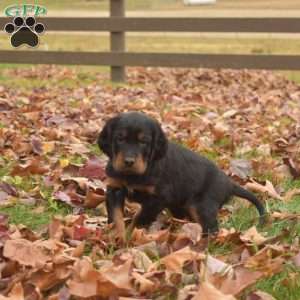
[124, 157, 135, 167]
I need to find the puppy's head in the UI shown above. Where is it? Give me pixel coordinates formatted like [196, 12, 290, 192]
[98, 112, 167, 175]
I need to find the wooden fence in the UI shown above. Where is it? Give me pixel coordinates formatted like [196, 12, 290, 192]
[0, 0, 300, 82]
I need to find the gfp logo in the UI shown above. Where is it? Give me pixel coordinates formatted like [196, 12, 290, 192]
[3, 4, 46, 48]
[4, 4, 47, 17]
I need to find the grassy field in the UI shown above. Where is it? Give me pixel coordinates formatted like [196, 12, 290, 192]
[1, 32, 300, 83]
[1, 33, 300, 55]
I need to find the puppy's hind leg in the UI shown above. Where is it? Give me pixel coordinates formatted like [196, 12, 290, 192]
[187, 197, 219, 235]
[168, 206, 187, 219]
[128, 196, 164, 233]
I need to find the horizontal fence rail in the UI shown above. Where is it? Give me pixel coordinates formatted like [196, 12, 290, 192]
[1, 51, 300, 70]
[0, 13, 300, 81]
[1, 17, 300, 33]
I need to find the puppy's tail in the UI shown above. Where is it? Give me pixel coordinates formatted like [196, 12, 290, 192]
[233, 184, 266, 225]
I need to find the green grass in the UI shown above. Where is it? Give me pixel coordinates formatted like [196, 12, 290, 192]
[0, 64, 108, 88]
[0, 165, 72, 230]
[224, 179, 300, 235]
[281, 71, 300, 84]
[251, 264, 300, 300]
[88, 144, 102, 156]
[201, 150, 219, 161]
[1, 34, 300, 55]
[208, 239, 234, 256]
[0, 203, 70, 230]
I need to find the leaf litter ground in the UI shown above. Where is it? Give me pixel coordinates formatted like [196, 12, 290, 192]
[0, 66, 300, 300]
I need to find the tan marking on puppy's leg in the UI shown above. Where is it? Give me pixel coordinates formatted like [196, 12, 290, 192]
[129, 184, 156, 195]
[113, 206, 126, 244]
[127, 205, 142, 235]
[105, 177, 125, 189]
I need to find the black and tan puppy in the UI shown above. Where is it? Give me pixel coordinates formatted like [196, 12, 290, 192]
[98, 112, 265, 241]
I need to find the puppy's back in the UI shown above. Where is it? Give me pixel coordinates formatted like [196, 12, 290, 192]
[159, 142, 225, 197]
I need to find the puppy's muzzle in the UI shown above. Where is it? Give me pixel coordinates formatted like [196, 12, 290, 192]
[113, 153, 147, 175]
[124, 156, 135, 167]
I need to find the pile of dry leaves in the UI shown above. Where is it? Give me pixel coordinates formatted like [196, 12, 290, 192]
[1, 213, 299, 300]
[0, 66, 299, 299]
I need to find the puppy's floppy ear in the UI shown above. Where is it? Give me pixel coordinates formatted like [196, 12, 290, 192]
[152, 121, 168, 161]
[97, 116, 119, 158]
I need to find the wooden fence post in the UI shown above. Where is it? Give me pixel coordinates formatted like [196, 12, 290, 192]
[110, 0, 125, 82]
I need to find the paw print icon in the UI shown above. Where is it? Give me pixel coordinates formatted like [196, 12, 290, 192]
[4, 16, 45, 48]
